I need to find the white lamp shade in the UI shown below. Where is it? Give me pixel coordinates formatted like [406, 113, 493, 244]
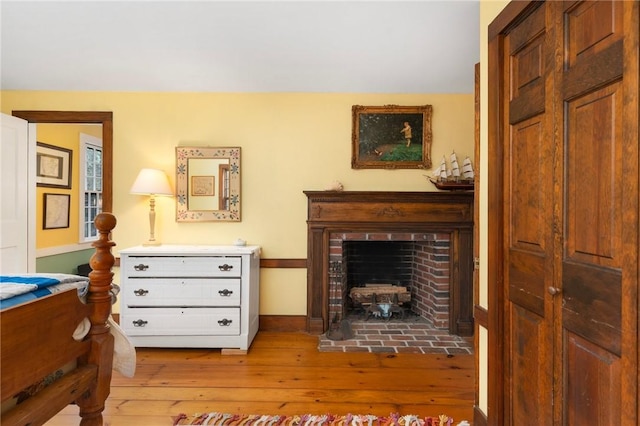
[130, 168, 173, 196]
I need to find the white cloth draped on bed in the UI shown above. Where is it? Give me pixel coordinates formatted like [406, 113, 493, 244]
[0, 274, 136, 378]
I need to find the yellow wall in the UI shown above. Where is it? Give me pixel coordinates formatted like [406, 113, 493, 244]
[1, 91, 474, 315]
[35, 123, 101, 248]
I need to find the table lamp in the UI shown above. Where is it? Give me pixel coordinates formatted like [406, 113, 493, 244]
[130, 168, 173, 246]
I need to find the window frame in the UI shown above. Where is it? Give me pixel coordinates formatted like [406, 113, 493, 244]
[78, 133, 103, 243]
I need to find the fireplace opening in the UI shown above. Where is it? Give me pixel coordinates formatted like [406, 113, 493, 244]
[345, 241, 414, 284]
[329, 232, 452, 331]
[343, 241, 413, 317]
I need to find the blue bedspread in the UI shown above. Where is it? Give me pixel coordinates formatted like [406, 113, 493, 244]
[0, 274, 89, 310]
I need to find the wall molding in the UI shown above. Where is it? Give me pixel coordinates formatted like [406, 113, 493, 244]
[259, 315, 307, 332]
[36, 242, 94, 258]
[473, 407, 488, 426]
[474, 304, 488, 329]
[260, 258, 306, 268]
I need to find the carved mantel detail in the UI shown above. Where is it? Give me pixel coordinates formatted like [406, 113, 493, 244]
[376, 206, 404, 217]
[304, 191, 474, 336]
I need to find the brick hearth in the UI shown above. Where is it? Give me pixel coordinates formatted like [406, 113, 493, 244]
[318, 318, 473, 354]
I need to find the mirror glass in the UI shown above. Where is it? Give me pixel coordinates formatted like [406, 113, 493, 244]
[176, 146, 241, 222]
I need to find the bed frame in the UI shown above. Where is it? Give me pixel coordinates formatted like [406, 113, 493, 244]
[1, 212, 117, 426]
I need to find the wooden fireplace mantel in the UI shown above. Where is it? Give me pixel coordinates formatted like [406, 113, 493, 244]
[304, 191, 474, 336]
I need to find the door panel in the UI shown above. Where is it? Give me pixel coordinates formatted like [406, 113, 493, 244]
[509, 305, 549, 424]
[508, 5, 546, 124]
[508, 251, 545, 316]
[565, 84, 622, 269]
[565, 1, 622, 68]
[508, 117, 547, 317]
[559, 1, 624, 421]
[562, 262, 621, 355]
[565, 333, 621, 425]
[510, 118, 547, 253]
[503, 3, 554, 424]
[0, 113, 30, 273]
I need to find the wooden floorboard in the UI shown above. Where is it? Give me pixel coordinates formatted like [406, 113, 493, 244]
[45, 332, 475, 425]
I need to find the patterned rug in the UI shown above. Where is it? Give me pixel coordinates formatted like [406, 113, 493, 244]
[173, 412, 467, 426]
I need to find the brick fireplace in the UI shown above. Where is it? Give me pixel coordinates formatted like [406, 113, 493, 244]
[305, 191, 474, 336]
[329, 232, 452, 330]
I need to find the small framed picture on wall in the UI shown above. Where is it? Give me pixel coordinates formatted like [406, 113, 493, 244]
[36, 142, 72, 189]
[43, 193, 70, 229]
[190, 175, 215, 196]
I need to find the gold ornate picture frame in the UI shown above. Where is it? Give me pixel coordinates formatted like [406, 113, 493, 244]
[351, 105, 432, 169]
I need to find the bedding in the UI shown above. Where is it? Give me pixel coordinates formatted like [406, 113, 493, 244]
[0, 273, 90, 310]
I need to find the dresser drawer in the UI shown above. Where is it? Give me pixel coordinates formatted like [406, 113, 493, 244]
[123, 308, 240, 336]
[124, 256, 242, 277]
[125, 278, 241, 307]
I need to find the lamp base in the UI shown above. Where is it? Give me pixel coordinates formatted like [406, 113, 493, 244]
[143, 240, 162, 246]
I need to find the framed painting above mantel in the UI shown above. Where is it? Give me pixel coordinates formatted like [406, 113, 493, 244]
[351, 104, 432, 170]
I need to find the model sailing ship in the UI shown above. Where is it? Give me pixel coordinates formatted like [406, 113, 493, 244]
[427, 151, 475, 190]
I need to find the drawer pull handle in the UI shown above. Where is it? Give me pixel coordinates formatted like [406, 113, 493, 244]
[132, 319, 148, 327]
[134, 264, 149, 271]
[218, 289, 233, 297]
[218, 318, 233, 326]
[218, 264, 233, 271]
[134, 289, 149, 296]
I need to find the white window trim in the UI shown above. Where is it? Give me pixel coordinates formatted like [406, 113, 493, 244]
[79, 133, 103, 243]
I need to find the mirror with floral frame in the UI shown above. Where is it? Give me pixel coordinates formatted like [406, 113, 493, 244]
[176, 146, 240, 222]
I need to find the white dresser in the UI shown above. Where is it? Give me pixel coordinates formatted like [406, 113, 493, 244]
[119, 245, 260, 351]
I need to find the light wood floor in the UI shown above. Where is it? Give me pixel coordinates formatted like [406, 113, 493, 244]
[46, 332, 475, 425]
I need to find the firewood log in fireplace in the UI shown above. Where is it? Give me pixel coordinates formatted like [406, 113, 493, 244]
[349, 284, 411, 305]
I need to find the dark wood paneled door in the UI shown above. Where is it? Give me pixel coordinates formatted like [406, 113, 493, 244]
[555, 2, 631, 424]
[501, 3, 555, 423]
[489, 1, 638, 425]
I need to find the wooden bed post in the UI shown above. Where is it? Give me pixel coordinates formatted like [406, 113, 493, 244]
[77, 212, 117, 426]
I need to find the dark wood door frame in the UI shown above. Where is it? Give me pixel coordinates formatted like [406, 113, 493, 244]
[12, 111, 113, 213]
[487, 2, 535, 424]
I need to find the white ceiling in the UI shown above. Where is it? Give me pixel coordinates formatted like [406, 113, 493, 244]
[0, 1, 480, 94]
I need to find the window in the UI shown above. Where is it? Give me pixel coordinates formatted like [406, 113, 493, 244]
[79, 133, 102, 242]
[219, 163, 230, 210]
